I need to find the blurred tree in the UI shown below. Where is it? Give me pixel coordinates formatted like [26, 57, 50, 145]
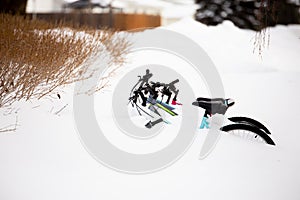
[195, 0, 300, 30]
[0, 0, 28, 15]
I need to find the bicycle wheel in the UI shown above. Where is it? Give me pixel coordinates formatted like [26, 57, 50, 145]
[221, 123, 275, 145]
[228, 116, 271, 135]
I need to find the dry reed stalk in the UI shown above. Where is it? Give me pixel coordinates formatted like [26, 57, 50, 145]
[0, 14, 131, 132]
[0, 14, 130, 109]
[253, 0, 277, 56]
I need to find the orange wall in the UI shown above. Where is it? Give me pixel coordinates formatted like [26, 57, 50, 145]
[27, 13, 161, 30]
[114, 13, 161, 31]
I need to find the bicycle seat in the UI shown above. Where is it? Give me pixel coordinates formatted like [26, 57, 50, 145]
[192, 97, 235, 115]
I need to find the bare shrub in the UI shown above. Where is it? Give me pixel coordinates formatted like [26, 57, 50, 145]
[0, 14, 130, 132]
[0, 14, 130, 109]
[254, 0, 278, 56]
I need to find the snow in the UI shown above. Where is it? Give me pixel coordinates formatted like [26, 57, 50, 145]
[1, 18, 300, 200]
[165, 18, 300, 72]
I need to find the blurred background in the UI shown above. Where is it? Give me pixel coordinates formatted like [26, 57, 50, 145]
[1, 0, 299, 30]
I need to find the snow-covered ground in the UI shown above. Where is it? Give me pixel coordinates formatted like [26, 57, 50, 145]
[1, 18, 300, 200]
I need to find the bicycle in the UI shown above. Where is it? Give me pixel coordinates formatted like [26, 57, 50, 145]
[128, 69, 180, 128]
[192, 97, 275, 145]
[128, 69, 275, 145]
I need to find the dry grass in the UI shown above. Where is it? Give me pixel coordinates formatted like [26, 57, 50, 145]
[0, 13, 130, 109]
[253, 0, 277, 56]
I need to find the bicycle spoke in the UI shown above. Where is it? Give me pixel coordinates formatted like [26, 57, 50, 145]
[227, 128, 267, 144]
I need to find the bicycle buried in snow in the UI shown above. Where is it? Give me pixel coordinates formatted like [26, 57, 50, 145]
[128, 69, 275, 146]
[192, 97, 275, 145]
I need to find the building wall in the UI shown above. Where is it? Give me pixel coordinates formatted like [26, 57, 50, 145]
[26, 0, 196, 26]
[25, 13, 161, 30]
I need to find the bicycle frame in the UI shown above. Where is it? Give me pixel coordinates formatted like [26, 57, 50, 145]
[200, 116, 210, 129]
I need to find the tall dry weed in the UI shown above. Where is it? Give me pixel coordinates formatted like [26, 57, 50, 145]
[0, 14, 130, 132]
[0, 14, 130, 109]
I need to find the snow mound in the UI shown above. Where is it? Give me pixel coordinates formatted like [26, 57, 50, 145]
[164, 18, 300, 73]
